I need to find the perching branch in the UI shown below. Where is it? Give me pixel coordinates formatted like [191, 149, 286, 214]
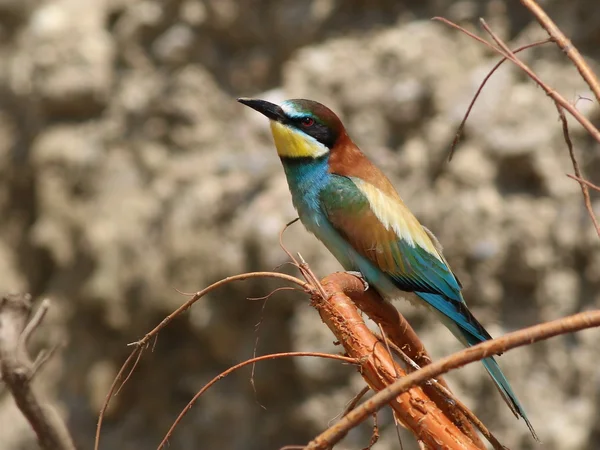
[310, 309, 600, 449]
[306, 273, 483, 450]
[0, 294, 75, 450]
[328, 273, 487, 448]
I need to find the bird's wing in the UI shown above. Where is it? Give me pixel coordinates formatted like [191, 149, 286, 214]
[320, 174, 462, 302]
[320, 176, 533, 433]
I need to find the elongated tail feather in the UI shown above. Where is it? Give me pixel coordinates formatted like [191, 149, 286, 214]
[480, 356, 539, 440]
[416, 291, 538, 440]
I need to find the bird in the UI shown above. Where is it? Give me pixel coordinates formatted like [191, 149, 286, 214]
[238, 97, 536, 438]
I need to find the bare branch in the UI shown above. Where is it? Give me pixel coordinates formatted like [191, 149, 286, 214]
[95, 271, 313, 450]
[555, 105, 600, 237]
[433, 17, 600, 145]
[95, 346, 143, 450]
[448, 38, 552, 161]
[130, 272, 312, 348]
[519, 0, 600, 104]
[340, 273, 484, 446]
[384, 339, 504, 450]
[435, 15, 600, 237]
[157, 352, 358, 450]
[0, 294, 75, 450]
[311, 309, 600, 448]
[567, 174, 600, 192]
[306, 273, 484, 450]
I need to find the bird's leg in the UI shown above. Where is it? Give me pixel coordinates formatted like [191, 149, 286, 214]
[345, 271, 369, 291]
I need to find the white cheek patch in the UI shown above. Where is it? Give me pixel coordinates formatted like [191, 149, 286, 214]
[280, 101, 303, 118]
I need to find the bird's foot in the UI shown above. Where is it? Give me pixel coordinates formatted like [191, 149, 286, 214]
[345, 271, 369, 291]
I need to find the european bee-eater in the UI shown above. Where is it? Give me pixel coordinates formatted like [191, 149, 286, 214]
[238, 97, 536, 437]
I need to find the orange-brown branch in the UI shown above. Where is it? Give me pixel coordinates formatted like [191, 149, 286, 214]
[307, 273, 482, 450]
[327, 272, 485, 447]
[315, 309, 600, 448]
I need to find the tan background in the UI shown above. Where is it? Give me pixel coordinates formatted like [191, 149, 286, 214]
[1, 1, 599, 449]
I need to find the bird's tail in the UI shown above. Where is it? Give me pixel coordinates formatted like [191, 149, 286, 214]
[464, 334, 539, 441]
[416, 291, 538, 440]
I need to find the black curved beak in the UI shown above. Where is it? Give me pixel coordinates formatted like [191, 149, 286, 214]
[237, 98, 286, 122]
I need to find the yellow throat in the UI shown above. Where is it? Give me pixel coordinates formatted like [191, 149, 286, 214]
[269, 121, 329, 159]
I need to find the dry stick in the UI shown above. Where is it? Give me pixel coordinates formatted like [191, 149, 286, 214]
[94, 271, 312, 450]
[341, 386, 371, 418]
[114, 344, 145, 396]
[519, 0, 600, 105]
[0, 295, 76, 450]
[157, 352, 358, 450]
[555, 104, 600, 237]
[433, 17, 600, 146]
[448, 38, 552, 161]
[308, 310, 600, 449]
[435, 16, 600, 237]
[309, 274, 482, 450]
[341, 274, 485, 448]
[130, 272, 312, 348]
[480, 16, 600, 141]
[568, 174, 600, 192]
[94, 346, 142, 450]
[365, 412, 380, 450]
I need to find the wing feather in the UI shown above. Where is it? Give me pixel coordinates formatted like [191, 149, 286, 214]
[320, 175, 462, 301]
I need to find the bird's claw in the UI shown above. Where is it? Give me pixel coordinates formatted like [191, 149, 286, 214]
[345, 271, 369, 291]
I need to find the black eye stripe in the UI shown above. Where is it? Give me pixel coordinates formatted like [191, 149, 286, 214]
[303, 122, 336, 148]
[284, 115, 338, 149]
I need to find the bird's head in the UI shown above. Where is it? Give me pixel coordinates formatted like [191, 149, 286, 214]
[238, 98, 345, 159]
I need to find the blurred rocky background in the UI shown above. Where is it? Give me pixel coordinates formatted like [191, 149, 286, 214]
[1, 0, 599, 449]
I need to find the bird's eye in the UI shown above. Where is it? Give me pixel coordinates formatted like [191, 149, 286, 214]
[300, 117, 315, 127]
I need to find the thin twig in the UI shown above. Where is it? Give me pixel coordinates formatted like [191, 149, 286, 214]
[365, 412, 380, 450]
[19, 298, 50, 349]
[519, 0, 600, 104]
[477, 17, 600, 238]
[157, 352, 358, 450]
[448, 38, 552, 160]
[297, 252, 328, 301]
[436, 16, 600, 237]
[95, 346, 142, 450]
[555, 105, 600, 237]
[129, 272, 312, 348]
[114, 345, 145, 397]
[310, 310, 600, 449]
[341, 386, 371, 418]
[279, 218, 301, 265]
[96, 271, 313, 450]
[567, 173, 600, 192]
[433, 16, 600, 145]
[30, 343, 60, 378]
